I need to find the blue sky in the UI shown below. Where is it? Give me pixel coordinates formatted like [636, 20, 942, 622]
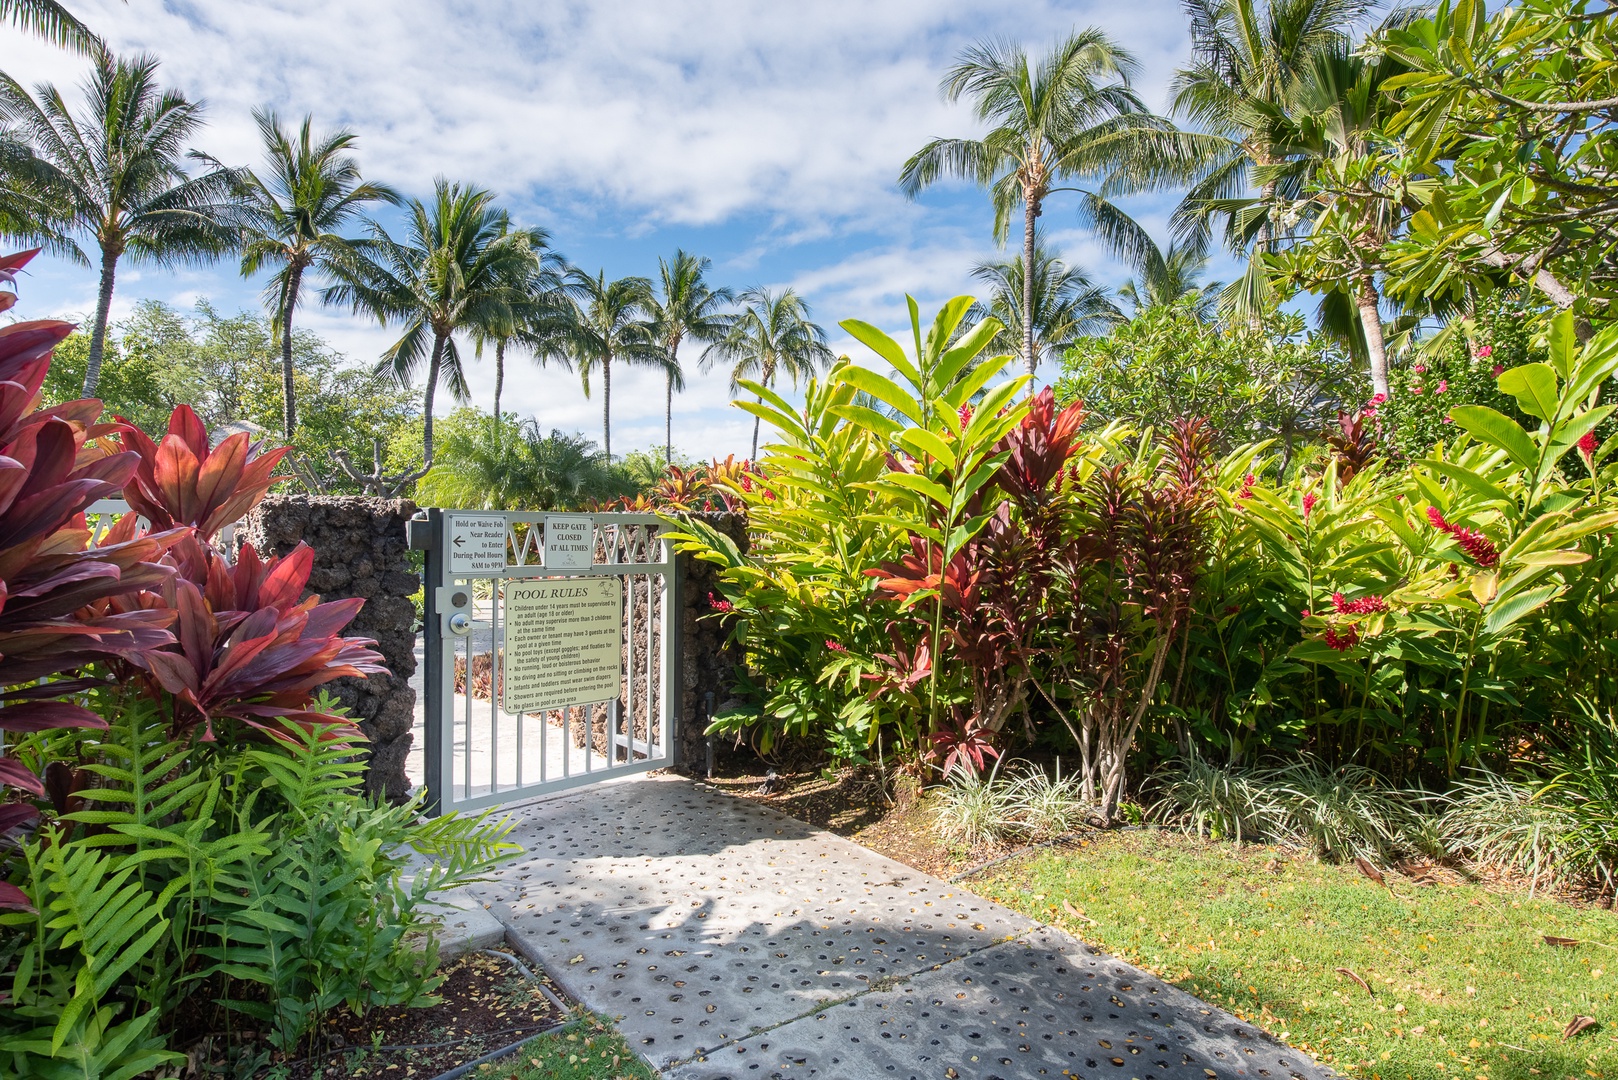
[3, 0, 1223, 461]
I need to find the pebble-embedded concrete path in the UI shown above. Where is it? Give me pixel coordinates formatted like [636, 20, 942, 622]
[466, 774, 1334, 1080]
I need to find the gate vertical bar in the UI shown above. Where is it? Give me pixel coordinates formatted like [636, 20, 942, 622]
[661, 526, 679, 765]
[421, 508, 446, 815]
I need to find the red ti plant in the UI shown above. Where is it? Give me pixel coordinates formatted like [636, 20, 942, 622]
[106, 405, 385, 742]
[1041, 418, 1215, 822]
[0, 256, 183, 909]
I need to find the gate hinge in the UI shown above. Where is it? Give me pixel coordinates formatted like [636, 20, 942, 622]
[406, 515, 433, 551]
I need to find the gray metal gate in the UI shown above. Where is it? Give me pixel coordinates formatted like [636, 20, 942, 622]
[411, 510, 678, 815]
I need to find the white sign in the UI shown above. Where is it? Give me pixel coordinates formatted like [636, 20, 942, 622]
[447, 513, 507, 575]
[544, 513, 595, 569]
[502, 577, 623, 713]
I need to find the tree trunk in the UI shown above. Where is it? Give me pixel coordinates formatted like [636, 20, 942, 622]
[1355, 275, 1389, 398]
[750, 406, 761, 462]
[423, 332, 446, 468]
[1022, 192, 1038, 386]
[280, 261, 304, 442]
[665, 371, 674, 464]
[493, 338, 506, 422]
[82, 245, 119, 397]
[602, 353, 612, 459]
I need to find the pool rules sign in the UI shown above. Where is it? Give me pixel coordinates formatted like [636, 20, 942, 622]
[501, 577, 623, 713]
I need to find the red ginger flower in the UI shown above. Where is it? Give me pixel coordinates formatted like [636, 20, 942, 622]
[707, 592, 733, 613]
[1332, 591, 1388, 615]
[1302, 492, 1318, 516]
[825, 639, 847, 652]
[1580, 431, 1598, 458]
[1426, 507, 1499, 567]
[1324, 624, 1360, 651]
[958, 404, 973, 429]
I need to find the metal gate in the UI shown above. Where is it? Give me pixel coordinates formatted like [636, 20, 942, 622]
[411, 510, 678, 815]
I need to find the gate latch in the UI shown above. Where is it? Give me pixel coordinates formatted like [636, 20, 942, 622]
[435, 586, 475, 637]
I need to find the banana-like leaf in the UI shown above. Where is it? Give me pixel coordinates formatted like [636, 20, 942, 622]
[1448, 405, 1538, 471]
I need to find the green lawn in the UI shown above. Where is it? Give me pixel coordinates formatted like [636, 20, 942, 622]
[971, 831, 1617, 1080]
[483, 1014, 657, 1079]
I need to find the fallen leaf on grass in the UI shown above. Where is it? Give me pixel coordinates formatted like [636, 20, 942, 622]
[1335, 967, 1373, 995]
[1543, 935, 1580, 948]
[1354, 858, 1386, 888]
[1062, 900, 1097, 925]
[1562, 1015, 1597, 1040]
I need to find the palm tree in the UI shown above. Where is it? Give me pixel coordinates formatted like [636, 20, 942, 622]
[323, 179, 541, 467]
[471, 225, 571, 423]
[899, 30, 1176, 380]
[0, 53, 241, 394]
[645, 251, 734, 462]
[1168, 0, 1370, 312]
[701, 287, 832, 460]
[1, 0, 100, 54]
[233, 109, 399, 441]
[417, 417, 614, 511]
[970, 239, 1121, 368]
[1117, 237, 1223, 318]
[555, 269, 662, 460]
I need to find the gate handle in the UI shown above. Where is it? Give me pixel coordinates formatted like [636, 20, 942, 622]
[448, 612, 473, 636]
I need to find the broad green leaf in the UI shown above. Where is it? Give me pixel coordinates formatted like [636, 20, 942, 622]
[879, 470, 953, 507]
[1448, 405, 1538, 471]
[1496, 363, 1559, 421]
[732, 399, 807, 442]
[940, 353, 1013, 409]
[1547, 308, 1578, 379]
[896, 428, 958, 470]
[933, 318, 1002, 391]
[829, 404, 903, 439]
[839, 319, 917, 385]
[834, 366, 924, 427]
[1483, 583, 1560, 636]
[1415, 457, 1514, 507]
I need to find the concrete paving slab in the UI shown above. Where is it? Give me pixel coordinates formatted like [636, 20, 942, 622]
[417, 886, 506, 962]
[467, 774, 1037, 1069]
[468, 775, 1336, 1078]
[668, 926, 1330, 1080]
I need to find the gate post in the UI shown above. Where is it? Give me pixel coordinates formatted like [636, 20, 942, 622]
[410, 508, 446, 815]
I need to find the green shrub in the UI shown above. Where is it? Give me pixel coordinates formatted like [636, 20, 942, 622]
[932, 762, 1021, 847]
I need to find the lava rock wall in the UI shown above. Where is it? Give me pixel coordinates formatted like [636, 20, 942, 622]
[240, 496, 419, 801]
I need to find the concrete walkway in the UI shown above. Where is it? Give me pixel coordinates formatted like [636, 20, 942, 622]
[467, 774, 1332, 1080]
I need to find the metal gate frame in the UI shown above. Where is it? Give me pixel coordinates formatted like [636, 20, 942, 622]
[412, 509, 679, 815]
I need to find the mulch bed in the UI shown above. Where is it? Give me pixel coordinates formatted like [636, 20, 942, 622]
[179, 950, 567, 1079]
[702, 758, 1030, 878]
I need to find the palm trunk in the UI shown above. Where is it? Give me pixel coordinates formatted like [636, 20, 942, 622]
[1355, 275, 1389, 398]
[423, 332, 446, 468]
[280, 262, 304, 442]
[665, 371, 674, 464]
[493, 338, 506, 421]
[750, 406, 761, 461]
[82, 245, 119, 397]
[1022, 193, 1038, 386]
[602, 353, 612, 459]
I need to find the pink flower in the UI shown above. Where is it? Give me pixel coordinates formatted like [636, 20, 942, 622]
[1426, 507, 1498, 567]
[1324, 625, 1360, 651]
[958, 404, 974, 429]
[1413, 363, 1427, 373]
[708, 592, 734, 613]
[1436, 380, 1448, 394]
[1580, 431, 1598, 457]
[1410, 385, 1425, 395]
[1333, 592, 1389, 615]
[1301, 609, 1312, 619]
[1491, 364, 1505, 378]
[825, 639, 847, 652]
[1370, 393, 1388, 405]
[1475, 345, 1493, 359]
[1302, 492, 1318, 517]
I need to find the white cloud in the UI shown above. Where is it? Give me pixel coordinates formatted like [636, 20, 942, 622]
[3, 0, 1201, 461]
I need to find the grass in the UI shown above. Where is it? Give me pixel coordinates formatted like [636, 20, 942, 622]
[971, 830, 1618, 1080]
[481, 1013, 656, 1080]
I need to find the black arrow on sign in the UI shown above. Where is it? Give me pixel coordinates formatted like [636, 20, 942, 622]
[453, 535, 465, 548]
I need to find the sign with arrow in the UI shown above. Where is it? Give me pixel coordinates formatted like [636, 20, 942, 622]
[446, 513, 507, 575]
